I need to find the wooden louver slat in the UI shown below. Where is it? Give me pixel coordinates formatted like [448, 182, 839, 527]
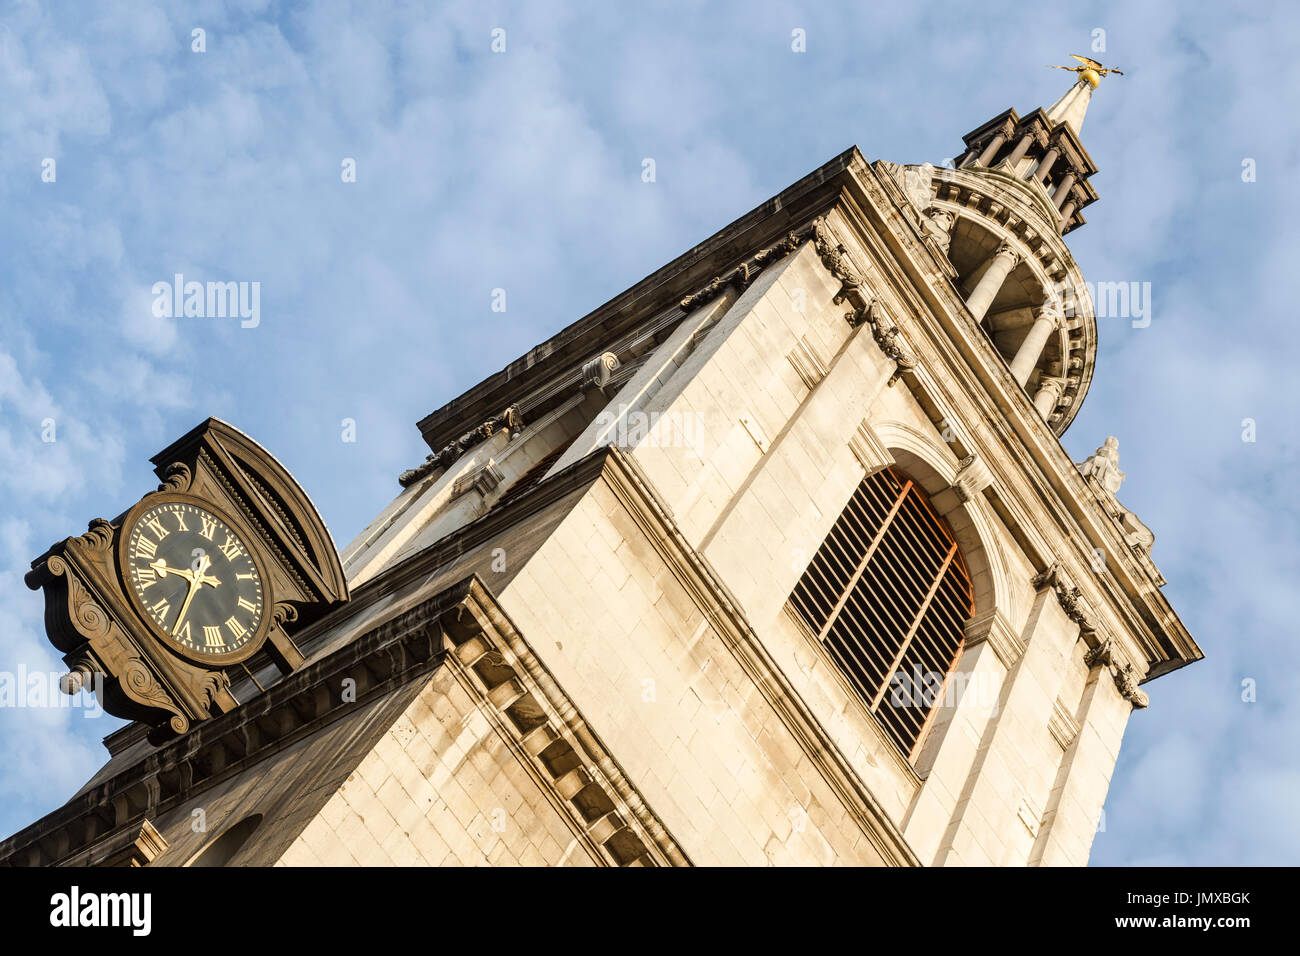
[790, 466, 974, 759]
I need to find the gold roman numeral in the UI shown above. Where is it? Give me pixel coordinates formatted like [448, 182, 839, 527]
[236, 596, 258, 613]
[172, 509, 190, 532]
[176, 621, 192, 643]
[216, 534, 242, 561]
[203, 625, 223, 648]
[235, 572, 254, 581]
[199, 517, 217, 540]
[133, 535, 158, 559]
[135, 564, 156, 586]
[149, 597, 170, 623]
[224, 616, 248, 641]
[144, 516, 168, 541]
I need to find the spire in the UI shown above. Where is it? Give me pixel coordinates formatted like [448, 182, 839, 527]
[953, 56, 1120, 235]
[1042, 55, 1122, 137]
[1046, 78, 1093, 136]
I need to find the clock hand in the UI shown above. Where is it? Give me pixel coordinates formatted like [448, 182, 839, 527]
[149, 559, 195, 583]
[170, 554, 211, 636]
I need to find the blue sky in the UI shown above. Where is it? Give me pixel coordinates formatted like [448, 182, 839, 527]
[0, 1, 1295, 864]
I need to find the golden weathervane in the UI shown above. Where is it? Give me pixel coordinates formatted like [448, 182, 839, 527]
[1048, 54, 1123, 88]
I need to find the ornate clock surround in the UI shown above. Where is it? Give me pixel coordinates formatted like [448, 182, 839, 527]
[115, 492, 273, 668]
[26, 418, 349, 743]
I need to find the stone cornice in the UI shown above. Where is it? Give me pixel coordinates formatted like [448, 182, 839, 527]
[443, 579, 689, 866]
[0, 582, 457, 866]
[2, 566, 688, 867]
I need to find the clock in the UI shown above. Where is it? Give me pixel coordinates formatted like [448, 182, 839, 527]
[118, 496, 270, 665]
[28, 417, 349, 742]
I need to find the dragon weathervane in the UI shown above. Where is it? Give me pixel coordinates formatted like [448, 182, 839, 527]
[1049, 54, 1123, 88]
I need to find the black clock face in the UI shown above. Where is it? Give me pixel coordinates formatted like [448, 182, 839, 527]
[124, 502, 265, 657]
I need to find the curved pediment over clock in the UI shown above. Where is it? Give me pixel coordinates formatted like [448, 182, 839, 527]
[149, 418, 349, 624]
[26, 417, 349, 743]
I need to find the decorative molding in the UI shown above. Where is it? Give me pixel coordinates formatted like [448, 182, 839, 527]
[445, 582, 689, 867]
[1048, 696, 1081, 750]
[399, 405, 522, 488]
[952, 453, 993, 503]
[60, 818, 169, 868]
[849, 420, 895, 477]
[581, 352, 621, 390]
[963, 607, 1025, 669]
[786, 335, 829, 391]
[679, 229, 808, 312]
[451, 459, 504, 500]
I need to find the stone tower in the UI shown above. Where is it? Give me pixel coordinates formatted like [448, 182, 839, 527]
[1, 69, 1200, 867]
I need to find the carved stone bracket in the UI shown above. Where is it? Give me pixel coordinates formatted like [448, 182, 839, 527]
[810, 217, 918, 385]
[679, 228, 808, 312]
[1031, 561, 1093, 637]
[952, 454, 993, 503]
[581, 352, 621, 390]
[152, 462, 193, 495]
[451, 459, 504, 500]
[1084, 636, 1149, 709]
[399, 405, 523, 488]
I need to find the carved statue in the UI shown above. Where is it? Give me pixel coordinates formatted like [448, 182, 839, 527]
[1077, 435, 1125, 495]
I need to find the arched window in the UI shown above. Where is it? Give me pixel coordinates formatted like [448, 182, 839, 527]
[790, 466, 973, 759]
[188, 814, 263, 867]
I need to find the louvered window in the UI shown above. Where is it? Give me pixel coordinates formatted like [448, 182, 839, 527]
[790, 466, 974, 759]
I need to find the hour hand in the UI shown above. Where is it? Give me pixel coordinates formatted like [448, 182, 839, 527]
[150, 559, 194, 583]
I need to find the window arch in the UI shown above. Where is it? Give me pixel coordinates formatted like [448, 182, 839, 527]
[790, 466, 974, 759]
[188, 814, 263, 867]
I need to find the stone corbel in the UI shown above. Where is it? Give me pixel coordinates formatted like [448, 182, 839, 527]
[964, 607, 1026, 669]
[451, 459, 504, 500]
[849, 420, 895, 477]
[582, 352, 621, 391]
[1084, 637, 1150, 709]
[952, 454, 993, 503]
[1031, 561, 1093, 634]
[399, 405, 522, 487]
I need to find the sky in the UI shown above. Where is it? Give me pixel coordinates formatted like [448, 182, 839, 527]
[0, 0, 1295, 865]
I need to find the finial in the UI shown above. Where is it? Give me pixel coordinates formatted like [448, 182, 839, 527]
[1048, 54, 1124, 89]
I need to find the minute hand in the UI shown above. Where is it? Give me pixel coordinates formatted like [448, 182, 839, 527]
[171, 555, 220, 636]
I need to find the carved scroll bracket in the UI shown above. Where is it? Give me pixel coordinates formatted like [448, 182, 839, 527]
[399, 405, 523, 488]
[679, 228, 808, 313]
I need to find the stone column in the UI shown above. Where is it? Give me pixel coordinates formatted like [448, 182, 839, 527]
[976, 132, 1008, 167]
[964, 240, 1022, 322]
[1009, 306, 1060, 386]
[1058, 198, 1078, 234]
[1051, 172, 1077, 208]
[1033, 376, 1066, 417]
[1032, 147, 1060, 183]
[1005, 132, 1035, 167]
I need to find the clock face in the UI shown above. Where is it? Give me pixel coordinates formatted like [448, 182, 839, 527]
[123, 501, 266, 658]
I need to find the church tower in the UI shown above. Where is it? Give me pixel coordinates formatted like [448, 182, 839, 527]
[2, 64, 1200, 867]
